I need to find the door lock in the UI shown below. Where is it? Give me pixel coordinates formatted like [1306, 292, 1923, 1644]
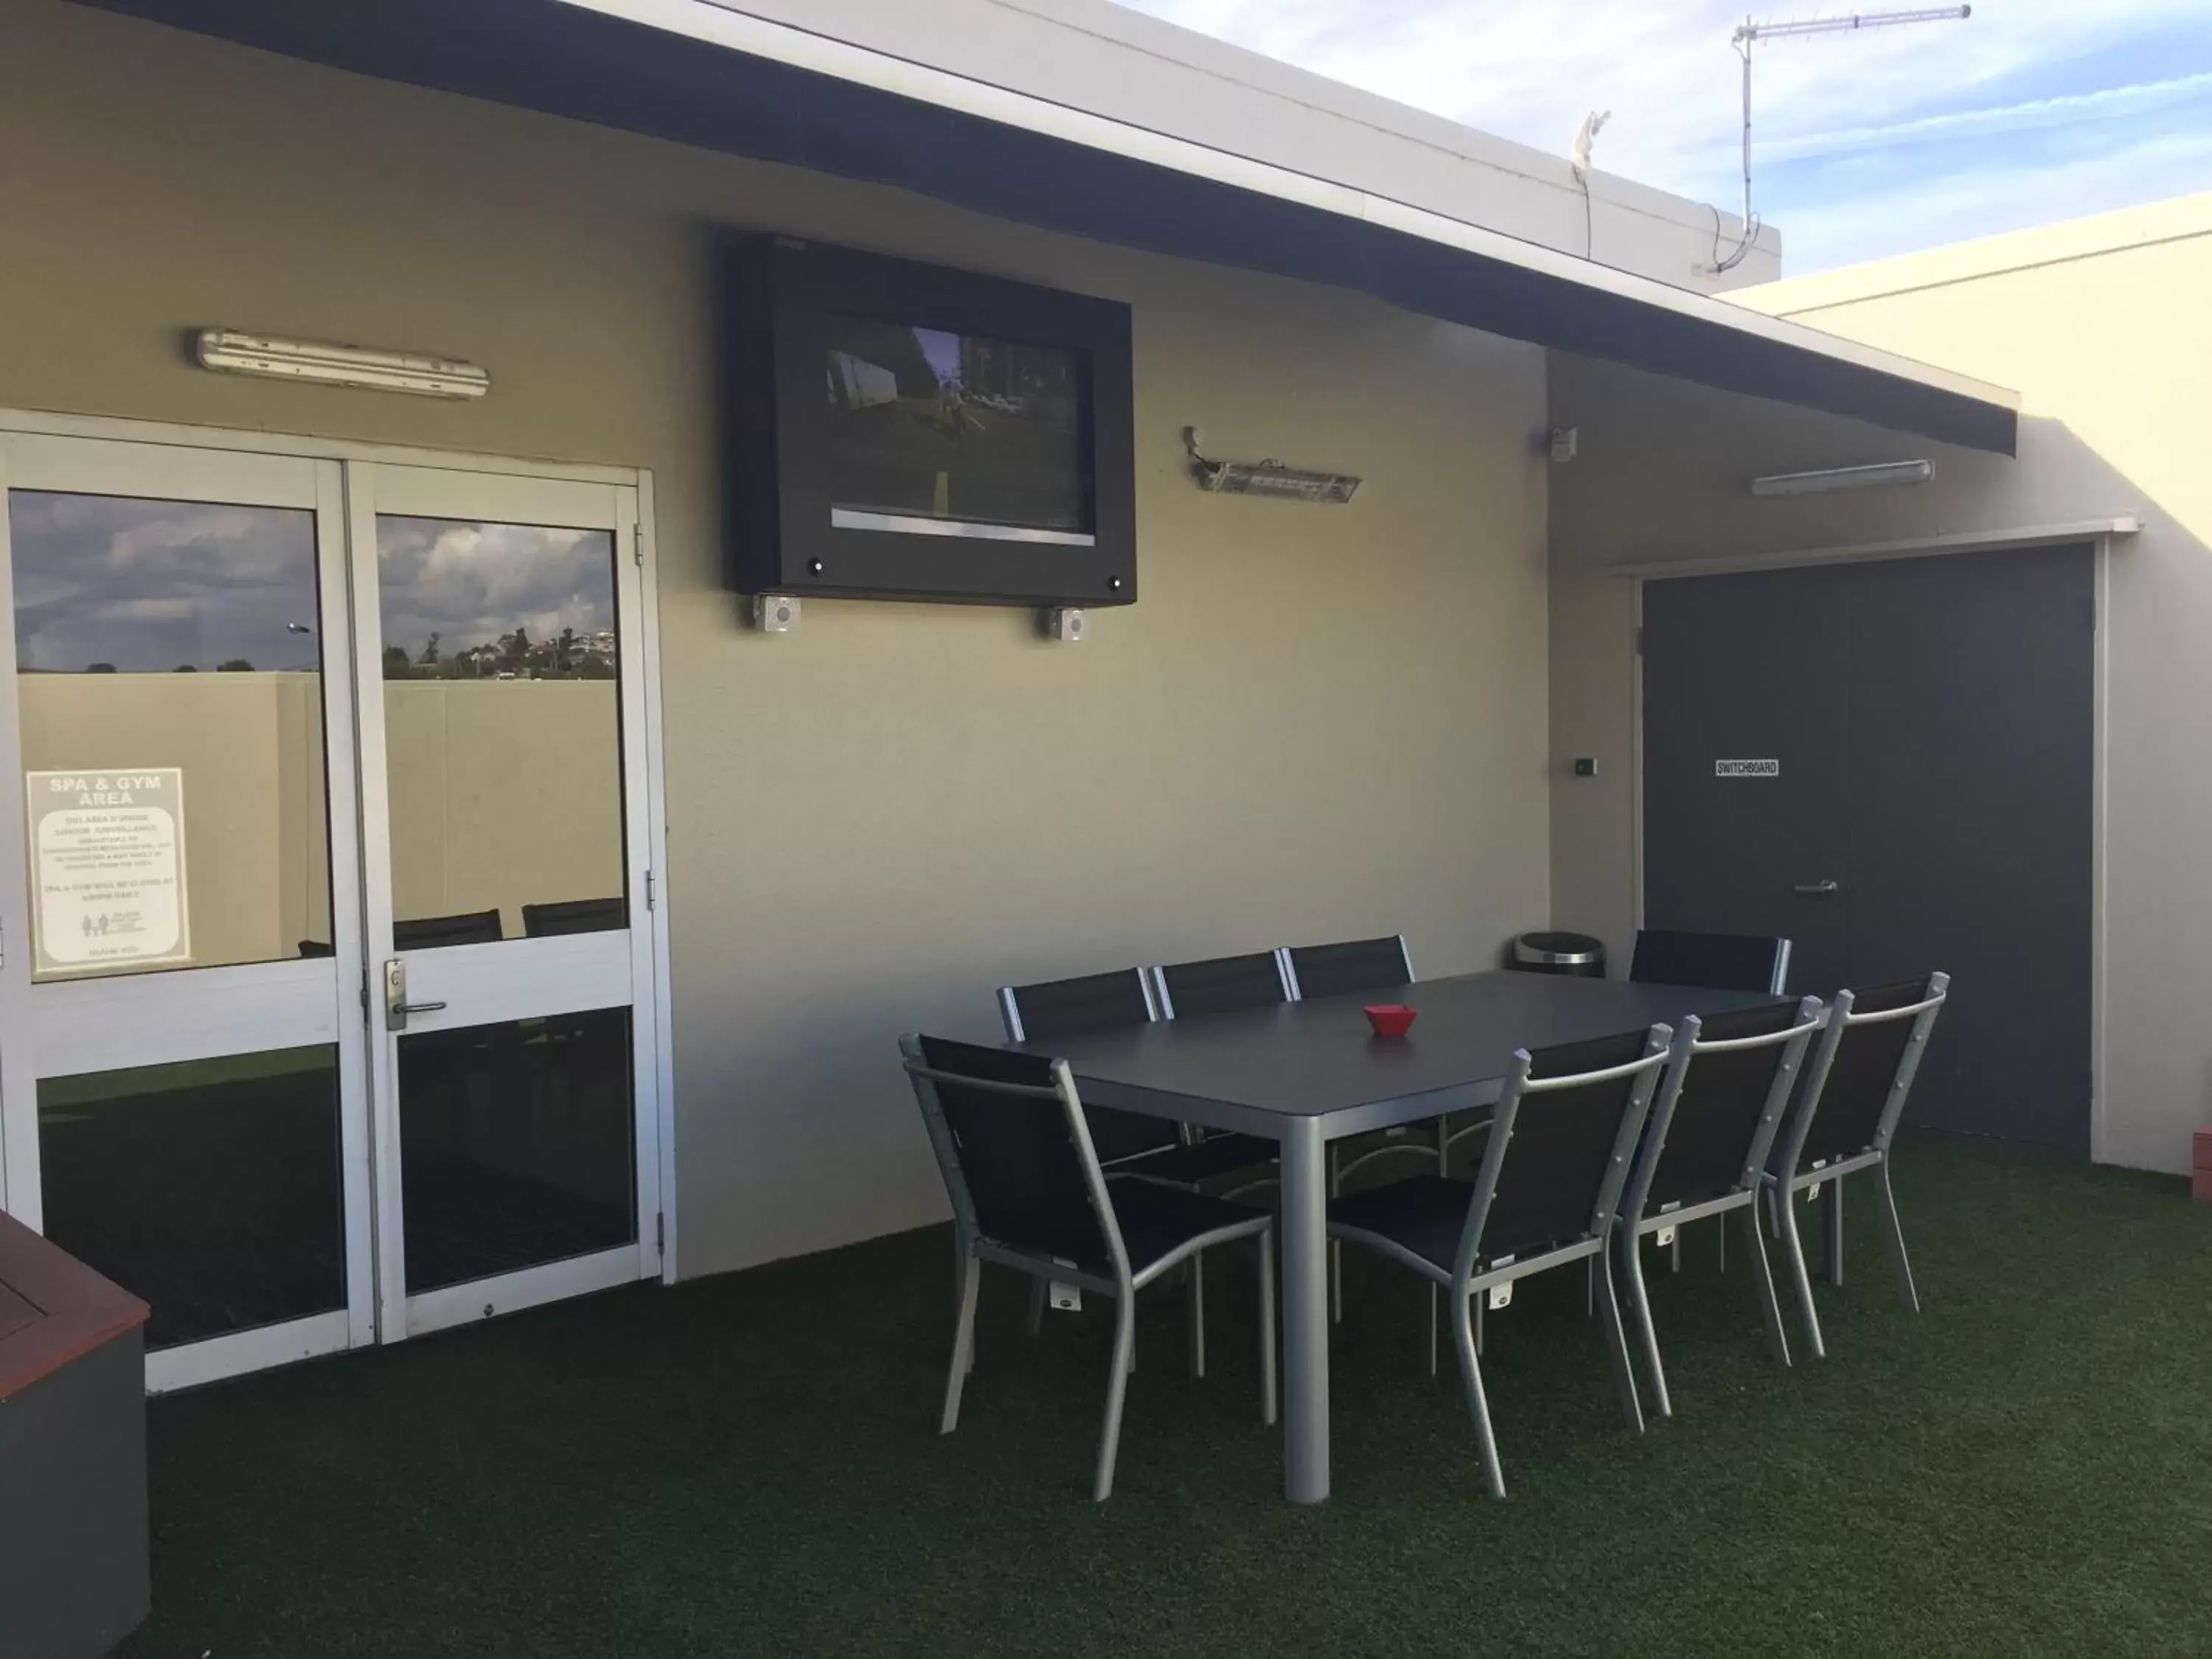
[383, 959, 448, 1032]
[1792, 879, 1840, 898]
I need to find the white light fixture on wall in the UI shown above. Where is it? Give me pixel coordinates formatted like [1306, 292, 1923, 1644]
[1750, 459, 1934, 497]
[1184, 427, 1359, 504]
[194, 330, 491, 399]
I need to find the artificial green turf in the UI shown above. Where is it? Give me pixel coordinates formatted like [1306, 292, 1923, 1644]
[122, 1140, 2212, 1658]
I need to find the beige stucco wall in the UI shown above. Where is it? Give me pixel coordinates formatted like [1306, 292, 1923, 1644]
[1547, 195, 2212, 1175]
[0, 0, 1554, 1273]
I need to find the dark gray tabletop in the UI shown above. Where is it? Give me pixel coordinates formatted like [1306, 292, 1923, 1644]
[1026, 970, 1781, 1140]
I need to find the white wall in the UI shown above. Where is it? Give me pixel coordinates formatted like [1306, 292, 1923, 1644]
[1548, 195, 2212, 1176]
[0, 0, 1555, 1273]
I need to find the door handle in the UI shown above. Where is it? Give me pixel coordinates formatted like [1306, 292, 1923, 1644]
[1792, 879, 1840, 898]
[383, 958, 448, 1031]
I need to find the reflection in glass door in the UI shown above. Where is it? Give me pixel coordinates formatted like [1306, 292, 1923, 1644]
[0, 430, 664, 1387]
[351, 467, 660, 1340]
[0, 435, 371, 1389]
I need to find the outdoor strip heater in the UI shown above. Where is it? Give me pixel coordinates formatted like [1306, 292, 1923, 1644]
[1750, 459, 1934, 496]
[1185, 427, 1360, 503]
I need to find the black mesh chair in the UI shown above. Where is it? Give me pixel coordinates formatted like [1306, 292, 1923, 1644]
[998, 970, 1275, 1188]
[902, 1034, 1276, 1500]
[1281, 935, 1436, 1319]
[1329, 1025, 1671, 1498]
[1147, 953, 1290, 1181]
[521, 897, 626, 936]
[1283, 936, 1414, 1001]
[1141, 952, 1291, 1365]
[1617, 997, 1822, 1416]
[1763, 974, 1950, 1359]
[394, 908, 504, 949]
[1152, 950, 1293, 1019]
[1285, 936, 1424, 1186]
[1630, 930, 1792, 995]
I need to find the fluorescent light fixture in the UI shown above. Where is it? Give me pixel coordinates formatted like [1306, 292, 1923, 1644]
[1750, 459, 1933, 497]
[195, 330, 490, 399]
[1183, 426, 1359, 504]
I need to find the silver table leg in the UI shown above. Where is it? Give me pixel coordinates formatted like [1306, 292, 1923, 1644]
[1279, 1116, 1330, 1504]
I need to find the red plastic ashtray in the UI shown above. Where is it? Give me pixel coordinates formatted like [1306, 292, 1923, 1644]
[1364, 1004, 1418, 1038]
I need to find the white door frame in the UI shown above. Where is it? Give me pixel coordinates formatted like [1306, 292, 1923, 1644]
[346, 461, 662, 1341]
[1625, 521, 2123, 1164]
[0, 431, 375, 1391]
[0, 407, 678, 1389]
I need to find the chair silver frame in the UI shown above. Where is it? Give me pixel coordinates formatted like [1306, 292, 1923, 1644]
[901, 1034, 1278, 1501]
[1761, 973, 1950, 1360]
[1329, 1025, 1672, 1499]
[1617, 998, 1823, 1417]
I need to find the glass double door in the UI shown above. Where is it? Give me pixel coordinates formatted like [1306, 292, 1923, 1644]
[0, 433, 661, 1388]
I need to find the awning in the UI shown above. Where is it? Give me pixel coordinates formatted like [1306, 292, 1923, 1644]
[84, 0, 2021, 455]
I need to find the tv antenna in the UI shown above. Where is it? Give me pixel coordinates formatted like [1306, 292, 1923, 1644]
[1709, 6, 1972, 273]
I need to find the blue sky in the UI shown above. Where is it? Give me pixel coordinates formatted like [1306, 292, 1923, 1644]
[1112, 1, 2212, 272]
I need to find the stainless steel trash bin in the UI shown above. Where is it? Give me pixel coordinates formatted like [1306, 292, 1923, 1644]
[1509, 931, 1606, 978]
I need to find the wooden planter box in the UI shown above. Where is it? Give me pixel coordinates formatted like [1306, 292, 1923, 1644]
[2194, 1130, 2212, 1203]
[0, 1210, 150, 1658]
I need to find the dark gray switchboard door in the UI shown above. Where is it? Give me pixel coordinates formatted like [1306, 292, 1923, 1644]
[1644, 545, 2093, 1152]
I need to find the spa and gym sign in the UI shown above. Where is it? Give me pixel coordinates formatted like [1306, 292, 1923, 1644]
[27, 769, 190, 973]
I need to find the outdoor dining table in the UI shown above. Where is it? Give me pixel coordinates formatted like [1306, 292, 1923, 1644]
[1021, 968, 1777, 1503]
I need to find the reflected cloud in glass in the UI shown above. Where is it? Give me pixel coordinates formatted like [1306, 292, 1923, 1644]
[376, 517, 616, 681]
[10, 492, 321, 674]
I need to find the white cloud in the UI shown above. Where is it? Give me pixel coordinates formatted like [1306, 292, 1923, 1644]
[1110, 0, 2212, 270]
[1753, 72, 2212, 166]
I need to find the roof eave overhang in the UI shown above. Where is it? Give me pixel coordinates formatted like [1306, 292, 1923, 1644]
[80, 0, 2021, 455]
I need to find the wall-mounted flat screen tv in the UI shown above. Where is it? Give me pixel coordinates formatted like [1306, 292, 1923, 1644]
[724, 237, 1135, 608]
